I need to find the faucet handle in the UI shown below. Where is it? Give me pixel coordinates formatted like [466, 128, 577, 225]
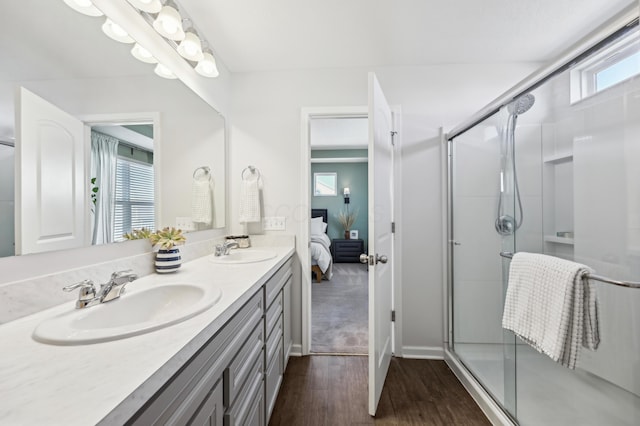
[63, 279, 95, 292]
[110, 269, 137, 282]
[63, 280, 96, 302]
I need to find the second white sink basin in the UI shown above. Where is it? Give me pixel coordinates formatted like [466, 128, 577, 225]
[209, 249, 277, 264]
[33, 283, 222, 345]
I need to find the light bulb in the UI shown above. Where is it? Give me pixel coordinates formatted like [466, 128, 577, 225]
[195, 48, 219, 78]
[154, 63, 177, 79]
[126, 0, 162, 13]
[63, 0, 103, 17]
[102, 18, 135, 44]
[177, 29, 204, 61]
[131, 43, 158, 64]
[152, 1, 185, 41]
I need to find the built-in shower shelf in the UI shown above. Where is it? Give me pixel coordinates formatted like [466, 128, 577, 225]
[544, 235, 575, 245]
[543, 153, 573, 164]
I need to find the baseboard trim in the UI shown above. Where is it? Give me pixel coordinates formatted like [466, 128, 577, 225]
[444, 348, 515, 426]
[401, 345, 444, 359]
[290, 343, 303, 357]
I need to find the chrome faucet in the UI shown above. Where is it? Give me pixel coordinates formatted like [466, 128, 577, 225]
[214, 241, 239, 256]
[63, 270, 138, 309]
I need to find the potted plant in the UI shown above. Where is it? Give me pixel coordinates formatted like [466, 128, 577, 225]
[337, 208, 358, 239]
[150, 227, 186, 273]
[124, 227, 186, 273]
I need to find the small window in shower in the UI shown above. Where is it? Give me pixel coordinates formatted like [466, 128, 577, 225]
[571, 27, 639, 103]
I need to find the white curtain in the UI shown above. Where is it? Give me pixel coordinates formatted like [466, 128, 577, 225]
[91, 131, 119, 245]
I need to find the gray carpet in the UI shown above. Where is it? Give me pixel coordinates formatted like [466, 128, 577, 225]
[311, 263, 368, 354]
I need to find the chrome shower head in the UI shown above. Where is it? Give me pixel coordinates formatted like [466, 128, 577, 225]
[507, 94, 535, 115]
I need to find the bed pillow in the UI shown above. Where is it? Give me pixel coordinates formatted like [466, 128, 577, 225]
[311, 216, 325, 235]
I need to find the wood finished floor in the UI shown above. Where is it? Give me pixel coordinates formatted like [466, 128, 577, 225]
[269, 355, 490, 426]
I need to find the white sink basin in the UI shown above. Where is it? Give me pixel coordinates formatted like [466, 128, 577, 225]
[209, 249, 277, 264]
[33, 283, 222, 345]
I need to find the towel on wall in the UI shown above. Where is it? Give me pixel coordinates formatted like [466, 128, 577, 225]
[239, 175, 261, 223]
[191, 174, 213, 225]
[502, 252, 599, 369]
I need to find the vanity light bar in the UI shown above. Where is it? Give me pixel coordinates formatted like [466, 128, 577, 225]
[132, 0, 220, 77]
[63, 0, 220, 79]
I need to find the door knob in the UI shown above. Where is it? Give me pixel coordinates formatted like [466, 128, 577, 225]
[360, 253, 369, 264]
[376, 254, 388, 264]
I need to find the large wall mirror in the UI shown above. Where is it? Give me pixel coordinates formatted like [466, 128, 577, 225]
[0, 0, 226, 259]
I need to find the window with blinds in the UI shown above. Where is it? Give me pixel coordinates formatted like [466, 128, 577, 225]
[113, 156, 155, 241]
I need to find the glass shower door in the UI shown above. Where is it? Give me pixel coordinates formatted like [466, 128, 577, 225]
[450, 108, 517, 418]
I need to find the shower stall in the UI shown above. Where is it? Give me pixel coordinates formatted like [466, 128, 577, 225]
[445, 5, 640, 425]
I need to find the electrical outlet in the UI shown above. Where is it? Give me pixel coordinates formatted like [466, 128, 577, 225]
[176, 217, 196, 231]
[263, 216, 286, 231]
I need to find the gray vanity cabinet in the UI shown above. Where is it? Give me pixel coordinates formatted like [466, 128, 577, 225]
[125, 255, 293, 426]
[263, 258, 293, 422]
[129, 290, 264, 425]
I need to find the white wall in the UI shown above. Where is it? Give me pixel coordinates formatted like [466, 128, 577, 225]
[228, 63, 539, 355]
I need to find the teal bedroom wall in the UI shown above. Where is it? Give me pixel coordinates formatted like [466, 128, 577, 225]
[311, 150, 368, 251]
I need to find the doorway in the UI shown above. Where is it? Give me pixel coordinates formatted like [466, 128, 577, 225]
[309, 116, 369, 354]
[300, 77, 401, 415]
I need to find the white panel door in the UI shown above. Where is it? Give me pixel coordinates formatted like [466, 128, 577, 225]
[367, 72, 394, 416]
[16, 87, 86, 254]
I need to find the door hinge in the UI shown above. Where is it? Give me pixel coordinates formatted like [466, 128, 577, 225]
[390, 130, 397, 146]
[391, 222, 396, 233]
[391, 310, 396, 322]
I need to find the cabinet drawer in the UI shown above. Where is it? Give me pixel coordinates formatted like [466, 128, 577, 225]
[265, 289, 283, 338]
[265, 314, 282, 368]
[243, 386, 265, 426]
[265, 336, 283, 422]
[131, 290, 263, 425]
[224, 355, 264, 426]
[224, 322, 264, 408]
[336, 241, 362, 249]
[265, 258, 292, 308]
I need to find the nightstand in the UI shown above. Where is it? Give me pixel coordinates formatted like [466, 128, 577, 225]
[331, 239, 364, 263]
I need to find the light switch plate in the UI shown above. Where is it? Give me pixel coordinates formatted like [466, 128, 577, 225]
[176, 217, 196, 231]
[263, 216, 286, 231]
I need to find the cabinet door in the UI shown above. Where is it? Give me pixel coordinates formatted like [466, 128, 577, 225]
[283, 278, 292, 368]
[190, 380, 223, 426]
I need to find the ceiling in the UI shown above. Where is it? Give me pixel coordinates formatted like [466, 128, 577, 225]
[179, 0, 637, 73]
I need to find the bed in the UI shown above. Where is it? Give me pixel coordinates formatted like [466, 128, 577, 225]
[311, 209, 333, 282]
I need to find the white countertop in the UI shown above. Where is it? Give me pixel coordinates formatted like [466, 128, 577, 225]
[0, 245, 294, 426]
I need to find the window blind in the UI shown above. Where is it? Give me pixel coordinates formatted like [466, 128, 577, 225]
[113, 156, 155, 241]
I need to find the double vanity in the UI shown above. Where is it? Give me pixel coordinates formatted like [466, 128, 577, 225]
[0, 243, 294, 425]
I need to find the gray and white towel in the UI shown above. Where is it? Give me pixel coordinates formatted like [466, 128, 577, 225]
[239, 175, 261, 223]
[502, 252, 599, 369]
[191, 174, 213, 225]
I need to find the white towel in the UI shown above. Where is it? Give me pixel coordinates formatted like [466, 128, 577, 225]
[502, 252, 599, 369]
[239, 176, 261, 223]
[191, 175, 213, 224]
